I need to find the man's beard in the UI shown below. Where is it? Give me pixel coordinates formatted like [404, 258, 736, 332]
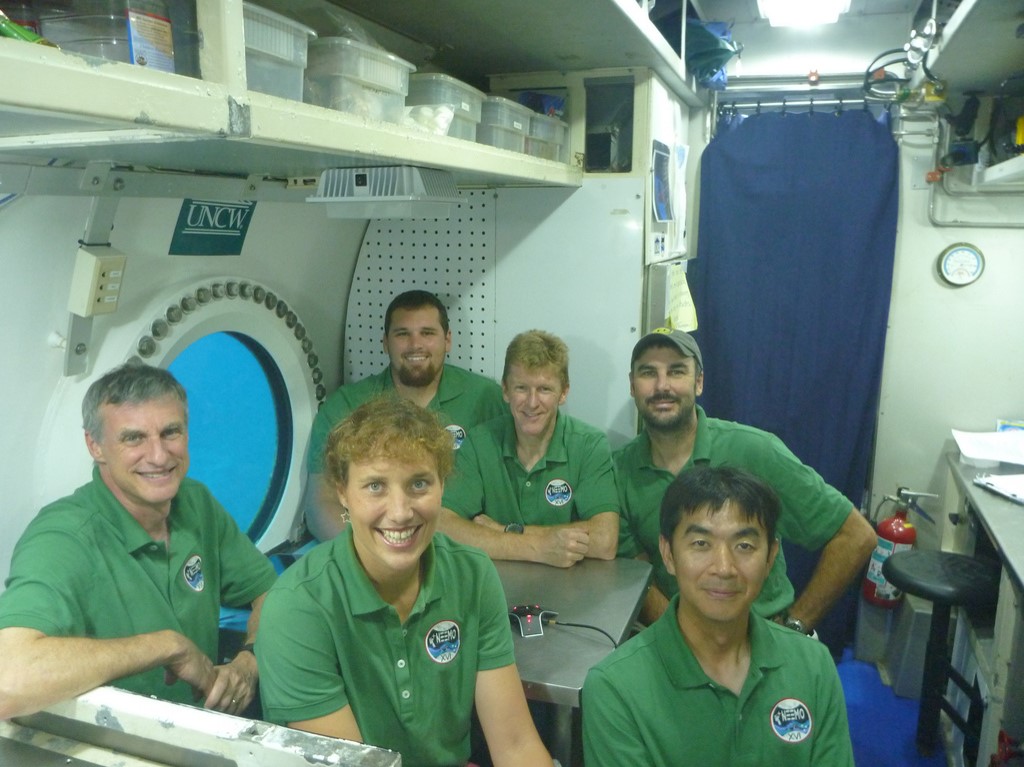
[395, 360, 441, 388]
[640, 396, 695, 434]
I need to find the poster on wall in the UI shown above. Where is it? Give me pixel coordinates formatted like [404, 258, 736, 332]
[652, 140, 674, 223]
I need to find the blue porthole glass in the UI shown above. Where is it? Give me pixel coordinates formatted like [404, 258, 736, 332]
[169, 332, 291, 541]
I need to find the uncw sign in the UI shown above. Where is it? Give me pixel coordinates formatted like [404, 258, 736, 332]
[170, 199, 257, 256]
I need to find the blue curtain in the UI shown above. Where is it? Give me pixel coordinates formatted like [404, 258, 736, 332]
[689, 109, 898, 651]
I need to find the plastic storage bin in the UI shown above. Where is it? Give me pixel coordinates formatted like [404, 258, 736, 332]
[449, 113, 478, 141]
[407, 73, 485, 139]
[476, 124, 526, 153]
[526, 113, 568, 162]
[303, 37, 415, 124]
[4, 3, 39, 33]
[38, 0, 175, 72]
[480, 96, 531, 133]
[477, 96, 531, 153]
[243, 2, 315, 101]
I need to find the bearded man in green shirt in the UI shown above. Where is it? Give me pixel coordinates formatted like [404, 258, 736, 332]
[304, 290, 505, 541]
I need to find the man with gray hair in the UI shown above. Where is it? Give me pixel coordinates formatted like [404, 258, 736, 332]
[0, 362, 276, 720]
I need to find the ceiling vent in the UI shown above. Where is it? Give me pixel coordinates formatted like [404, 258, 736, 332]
[306, 166, 461, 219]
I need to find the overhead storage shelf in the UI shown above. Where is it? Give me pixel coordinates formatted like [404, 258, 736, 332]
[0, 40, 579, 187]
[0, 0, 700, 190]
[303, 0, 703, 108]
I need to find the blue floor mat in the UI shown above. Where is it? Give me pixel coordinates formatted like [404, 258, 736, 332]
[838, 648, 947, 767]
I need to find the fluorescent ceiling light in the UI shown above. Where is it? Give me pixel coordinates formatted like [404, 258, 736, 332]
[757, 0, 851, 27]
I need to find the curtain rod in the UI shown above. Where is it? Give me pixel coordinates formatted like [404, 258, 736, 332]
[717, 97, 872, 112]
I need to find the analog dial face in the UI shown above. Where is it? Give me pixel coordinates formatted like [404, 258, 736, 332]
[938, 244, 984, 286]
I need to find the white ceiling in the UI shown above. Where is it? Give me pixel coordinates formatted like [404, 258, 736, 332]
[687, 0, 921, 25]
[687, 0, 923, 85]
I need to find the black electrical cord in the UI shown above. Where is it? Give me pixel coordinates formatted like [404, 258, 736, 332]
[542, 617, 618, 646]
[862, 47, 911, 101]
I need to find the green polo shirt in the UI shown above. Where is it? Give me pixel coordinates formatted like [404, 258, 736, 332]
[442, 411, 619, 526]
[0, 468, 277, 705]
[613, 405, 852, 617]
[582, 596, 854, 766]
[307, 364, 506, 473]
[258, 528, 515, 767]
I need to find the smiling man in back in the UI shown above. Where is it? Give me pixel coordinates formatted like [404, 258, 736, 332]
[304, 290, 505, 541]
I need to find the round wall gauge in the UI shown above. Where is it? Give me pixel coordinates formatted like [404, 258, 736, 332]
[937, 243, 984, 286]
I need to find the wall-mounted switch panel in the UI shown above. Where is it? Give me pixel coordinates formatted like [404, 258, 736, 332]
[68, 246, 126, 317]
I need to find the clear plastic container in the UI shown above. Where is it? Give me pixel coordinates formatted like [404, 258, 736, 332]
[407, 73, 484, 122]
[167, 0, 199, 78]
[527, 113, 568, 162]
[476, 123, 526, 153]
[243, 2, 316, 100]
[480, 96, 531, 134]
[304, 76, 405, 123]
[526, 136, 564, 162]
[4, 2, 39, 33]
[449, 113, 478, 141]
[529, 112, 567, 142]
[305, 37, 414, 95]
[38, 0, 175, 72]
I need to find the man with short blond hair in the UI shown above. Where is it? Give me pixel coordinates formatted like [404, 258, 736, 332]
[440, 330, 619, 567]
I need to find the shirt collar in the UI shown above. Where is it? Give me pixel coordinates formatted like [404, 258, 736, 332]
[636, 404, 708, 471]
[655, 594, 784, 690]
[334, 526, 441, 617]
[500, 411, 568, 468]
[381, 364, 454, 407]
[690, 404, 711, 464]
[89, 466, 171, 555]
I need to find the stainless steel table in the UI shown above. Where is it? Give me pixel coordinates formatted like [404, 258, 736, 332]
[495, 557, 652, 708]
[493, 557, 651, 766]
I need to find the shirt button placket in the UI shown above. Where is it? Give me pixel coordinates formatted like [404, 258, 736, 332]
[396, 640, 414, 714]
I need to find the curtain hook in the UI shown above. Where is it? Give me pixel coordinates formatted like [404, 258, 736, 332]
[781, 97, 787, 115]
[755, 100, 761, 115]
[809, 96, 815, 114]
[835, 97, 843, 116]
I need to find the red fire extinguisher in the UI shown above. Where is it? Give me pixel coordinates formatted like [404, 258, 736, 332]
[861, 489, 933, 608]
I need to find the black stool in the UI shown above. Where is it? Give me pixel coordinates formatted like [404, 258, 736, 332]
[882, 550, 1000, 757]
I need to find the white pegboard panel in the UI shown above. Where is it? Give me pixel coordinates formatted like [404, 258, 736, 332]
[344, 189, 498, 383]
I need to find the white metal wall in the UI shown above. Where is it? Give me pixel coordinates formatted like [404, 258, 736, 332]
[344, 189, 499, 381]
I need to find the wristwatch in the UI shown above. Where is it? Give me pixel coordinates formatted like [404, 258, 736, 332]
[504, 522, 525, 534]
[782, 614, 811, 635]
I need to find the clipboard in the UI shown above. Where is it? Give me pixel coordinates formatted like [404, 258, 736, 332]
[973, 474, 1024, 505]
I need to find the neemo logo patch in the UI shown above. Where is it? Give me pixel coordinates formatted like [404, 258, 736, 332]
[170, 199, 256, 256]
[425, 620, 461, 664]
[446, 424, 467, 449]
[183, 555, 205, 592]
[545, 479, 572, 507]
[770, 698, 812, 743]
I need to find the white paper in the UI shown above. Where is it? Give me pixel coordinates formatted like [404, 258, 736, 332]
[973, 474, 1024, 504]
[952, 429, 1024, 466]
